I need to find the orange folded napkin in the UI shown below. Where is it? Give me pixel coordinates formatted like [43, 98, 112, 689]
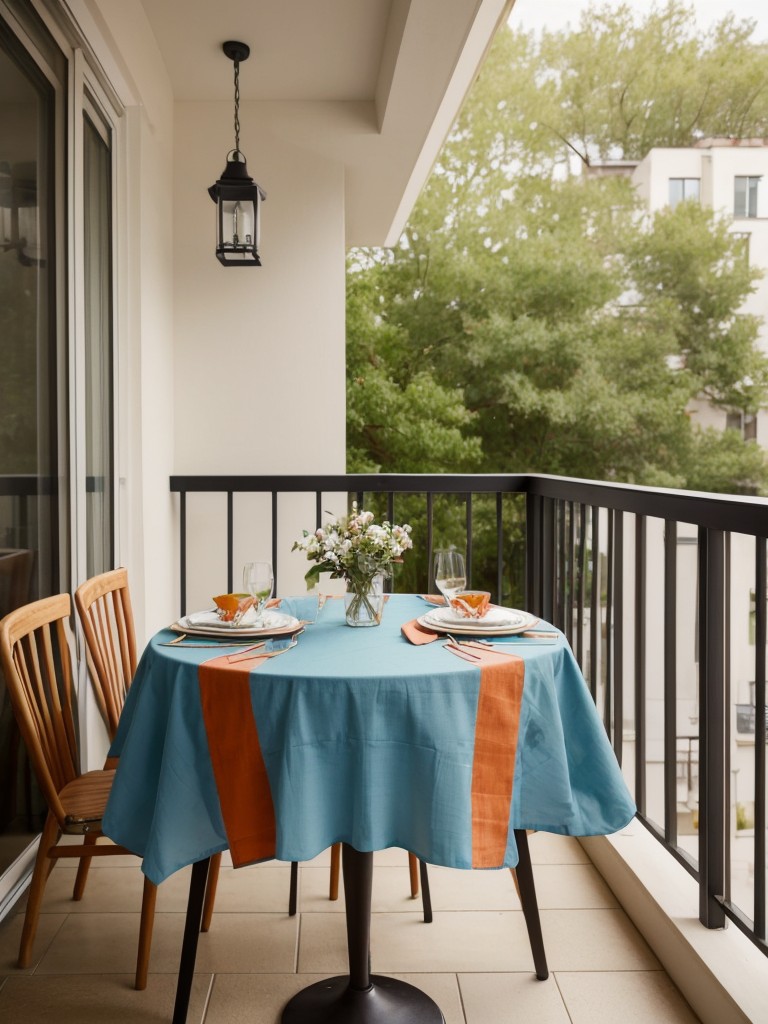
[401, 618, 440, 645]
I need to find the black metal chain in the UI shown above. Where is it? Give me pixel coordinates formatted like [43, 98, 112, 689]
[233, 59, 241, 154]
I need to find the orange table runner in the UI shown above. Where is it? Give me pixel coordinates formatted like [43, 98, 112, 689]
[199, 653, 277, 866]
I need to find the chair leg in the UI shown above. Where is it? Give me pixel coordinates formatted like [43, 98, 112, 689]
[200, 852, 222, 933]
[288, 861, 299, 916]
[72, 832, 98, 900]
[513, 829, 548, 980]
[329, 842, 341, 900]
[18, 812, 59, 968]
[408, 851, 420, 897]
[135, 876, 158, 990]
[419, 859, 433, 924]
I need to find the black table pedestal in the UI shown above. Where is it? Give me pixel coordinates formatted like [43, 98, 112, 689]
[282, 844, 444, 1024]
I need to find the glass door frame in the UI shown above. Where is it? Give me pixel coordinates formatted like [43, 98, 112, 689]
[0, 0, 125, 915]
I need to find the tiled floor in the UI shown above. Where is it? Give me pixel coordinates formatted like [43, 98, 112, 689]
[0, 833, 701, 1023]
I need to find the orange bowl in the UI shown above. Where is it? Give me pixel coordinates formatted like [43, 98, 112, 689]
[450, 590, 491, 619]
[212, 593, 254, 622]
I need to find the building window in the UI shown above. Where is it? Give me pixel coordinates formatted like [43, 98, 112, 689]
[726, 410, 757, 441]
[734, 176, 762, 218]
[669, 177, 700, 208]
[731, 231, 750, 265]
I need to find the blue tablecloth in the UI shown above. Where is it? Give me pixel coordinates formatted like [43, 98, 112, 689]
[103, 595, 635, 885]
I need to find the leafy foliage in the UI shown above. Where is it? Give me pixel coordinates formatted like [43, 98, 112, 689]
[346, 3, 768, 495]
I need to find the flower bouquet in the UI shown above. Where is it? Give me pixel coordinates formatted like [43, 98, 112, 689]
[293, 503, 413, 626]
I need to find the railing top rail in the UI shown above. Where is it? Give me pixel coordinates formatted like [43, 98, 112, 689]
[169, 472, 768, 537]
[169, 473, 531, 495]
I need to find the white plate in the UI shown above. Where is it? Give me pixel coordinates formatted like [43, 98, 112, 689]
[417, 606, 539, 636]
[172, 609, 300, 639]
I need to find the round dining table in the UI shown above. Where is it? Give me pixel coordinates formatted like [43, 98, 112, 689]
[103, 593, 635, 1024]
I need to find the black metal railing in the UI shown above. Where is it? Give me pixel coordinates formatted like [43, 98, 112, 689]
[170, 471, 768, 956]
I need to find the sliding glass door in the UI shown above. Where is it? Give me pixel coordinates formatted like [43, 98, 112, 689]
[0, 0, 117, 911]
[0, 12, 62, 886]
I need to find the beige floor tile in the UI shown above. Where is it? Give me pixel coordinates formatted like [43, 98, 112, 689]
[531, 863, 619, 909]
[402, 864, 520, 912]
[556, 970, 701, 1023]
[388, 972, 466, 1024]
[0, 972, 211, 1024]
[298, 909, 541, 974]
[194, 912, 299, 973]
[35, 910, 298, 976]
[197, 864, 295, 915]
[459, 971, 572, 1024]
[540, 909, 660, 971]
[205, 971, 464, 1024]
[527, 833, 591, 864]
[299, 865, 428, 914]
[205, 973, 332, 1024]
[29, 864, 155, 914]
[0, 912, 67, 976]
[296, 912, 349, 974]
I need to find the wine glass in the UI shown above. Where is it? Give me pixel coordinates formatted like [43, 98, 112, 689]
[243, 561, 274, 625]
[433, 549, 466, 606]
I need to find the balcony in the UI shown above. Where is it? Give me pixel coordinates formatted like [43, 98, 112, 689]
[3, 469, 768, 1023]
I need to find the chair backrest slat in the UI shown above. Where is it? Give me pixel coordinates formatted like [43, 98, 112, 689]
[74, 568, 137, 741]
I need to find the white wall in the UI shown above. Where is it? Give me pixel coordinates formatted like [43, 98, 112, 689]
[171, 102, 348, 610]
[75, 0, 178, 643]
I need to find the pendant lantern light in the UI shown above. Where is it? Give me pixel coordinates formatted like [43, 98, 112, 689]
[208, 41, 266, 266]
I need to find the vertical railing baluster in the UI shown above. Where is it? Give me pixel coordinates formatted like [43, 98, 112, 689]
[180, 490, 187, 616]
[567, 502, 576, 647]
[698, 527, 727, 929]
[271, 492, 278, 594]
[426, 492, 434, 591]
[577, 504, 587, 669]
[755, 536, 766, 939]
[526, 492, 540, 617]
[614, 512, 624, 767]
[589, 505, 600, 701]
[635, 514, 647, 816]
[541, 497, 554, 624]
[315, 491, 322, 530]
[226, 491, 234, 594]
[664, 520, 678, 846]
[557, 501, 566, 634]
[605, 509, 614, 740]
[466, 493, 473, 584]
[496, 492, 503, 605]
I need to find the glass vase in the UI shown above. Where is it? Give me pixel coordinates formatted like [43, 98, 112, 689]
[344, 573, 385, 627]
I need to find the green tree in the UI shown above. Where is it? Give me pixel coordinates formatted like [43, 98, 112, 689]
[347, 6, 768, 494]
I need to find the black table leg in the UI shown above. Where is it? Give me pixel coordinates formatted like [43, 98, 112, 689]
[281, 844, 445, 1023]
[513, 830, 549, 980]
[172, 856, 211, 1024]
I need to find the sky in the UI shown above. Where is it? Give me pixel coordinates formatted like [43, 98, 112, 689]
[508, 0, 768, 41]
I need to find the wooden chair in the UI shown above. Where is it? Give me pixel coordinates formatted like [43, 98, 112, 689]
[74, 567, 224, 932]
[0, 593, 156, 989]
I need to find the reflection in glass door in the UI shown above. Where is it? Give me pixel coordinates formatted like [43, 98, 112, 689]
[0, 17, 61, 886]
[83, 108, 114, 577]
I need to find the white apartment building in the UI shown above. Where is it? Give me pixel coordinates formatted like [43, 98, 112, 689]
[632, 138, 768, 443]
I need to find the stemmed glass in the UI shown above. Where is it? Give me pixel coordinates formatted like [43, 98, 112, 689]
[433, 549, 466, 606]
[243, 561, 274, 626]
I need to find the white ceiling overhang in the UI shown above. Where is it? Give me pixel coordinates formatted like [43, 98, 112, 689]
[130, 0, 513, 247]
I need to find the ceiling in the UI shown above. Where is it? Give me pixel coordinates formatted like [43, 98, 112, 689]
[133, 0, 513, 243]
[138, 0, 394, 103]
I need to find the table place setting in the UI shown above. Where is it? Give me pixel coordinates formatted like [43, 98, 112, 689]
[101, 529, 636, 1024]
